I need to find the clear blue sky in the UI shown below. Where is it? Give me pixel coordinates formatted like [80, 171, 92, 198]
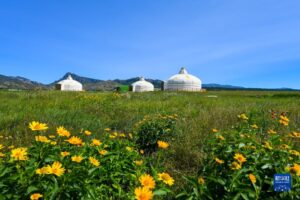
[1, 0, 300, 88]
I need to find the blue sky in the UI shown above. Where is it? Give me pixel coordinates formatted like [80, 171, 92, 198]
[1, 0, 300, 88]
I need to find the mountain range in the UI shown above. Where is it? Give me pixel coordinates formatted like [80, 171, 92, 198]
[0, 72, 298, 91]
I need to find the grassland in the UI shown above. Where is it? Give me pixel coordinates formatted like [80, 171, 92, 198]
[0, 90, 300, 198]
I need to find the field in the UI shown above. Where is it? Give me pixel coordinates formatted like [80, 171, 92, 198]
[0, 90, 300, 199]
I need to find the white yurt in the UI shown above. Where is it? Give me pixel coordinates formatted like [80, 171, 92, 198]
[131, 77, 154, 92]
[164, 67, 202, 91]
[55, 75, 83, 91]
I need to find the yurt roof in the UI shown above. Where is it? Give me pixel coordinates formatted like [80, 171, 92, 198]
[58, 75, 82, 86]
[131, 77, 154, 87]
[167, 67, 201, 84]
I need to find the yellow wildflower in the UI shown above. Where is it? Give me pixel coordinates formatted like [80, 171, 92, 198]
[111, 132, 118, 137]
[50, 141, 57, 145]
[158, 172, 174, 186]
[268, 129, 277, 134]
[212, 128, 218, 133]
[8, 145, 14, 149]
[0, 144, 3, 150]
[238, 113, 248, 120]
[89, 157, 100, 167]
[0, 152, 5, 157]
[134, 160, 143, 166]
[98, 149, 108, 156]
[84, 130, 91, 136]
[60, 151, 70, 157]
[48, 161, 65, 177]
[29, 121, 48, 131]
[262, 141, 273, 150]
[30, 193, 43, 200]
[119, 133, 126, 137]
[140, 150, 144, 154]
[249, 174, 256, 184]
[139, 174, 156, 189]
[104, 128, 111, 132]
[198, 177, 205, 185]
[289, 132, 300, 138]
[91, 139, 102, 146]
[134, 187, 153, 200]
[234, 153, 247, 164]
[66, 136, 83, 146]
[109, 134, 116, 139]
[49, 135, 56, 139]
[36, 166, 50, 175]
[280, 144, 290, 150]
[230, 161, 242, 170]
[215, 157, 225, 164]
[126, 146, 133, 152]
[157, 140, 169, 149]
[289, 150, 300, 156]
[71, 155, 84, 163]
[279, 115, 289, 126]
[11, 147, 28, 161]
[216, 135, 225, 141]
[129, 133, 133, 139]
[251, 124, 258, 129]
[35, 135, 50, 143]
[56, 126, 71, 137]
[286, 163, 300, 176]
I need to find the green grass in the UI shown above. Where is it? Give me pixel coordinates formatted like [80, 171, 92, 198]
[1, 90, 300, 185]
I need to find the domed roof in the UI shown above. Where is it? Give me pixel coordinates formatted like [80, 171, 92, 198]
[167, 67, 201, 84]
[132, 77, 153, 87]
[131, 77, 154, 92]
[58, 75, 82, 86]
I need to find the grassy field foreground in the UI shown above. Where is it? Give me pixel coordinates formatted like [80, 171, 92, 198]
[0, 90, 300, 199]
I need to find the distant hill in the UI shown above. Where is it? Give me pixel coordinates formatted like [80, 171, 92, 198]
[0, 72, 299, 91]
[51, 73, 163, 90]
[0, 74, 45, 90]
[50, 72, 118, 91]
[113, 77, 163, 88]
[203, 83, 244, 89]
[51, 72, 104, 84]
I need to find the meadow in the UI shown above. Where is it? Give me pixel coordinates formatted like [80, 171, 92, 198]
[0, 90, 300, 199]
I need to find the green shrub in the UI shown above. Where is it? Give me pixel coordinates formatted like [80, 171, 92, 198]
[134, 114, 177, 154]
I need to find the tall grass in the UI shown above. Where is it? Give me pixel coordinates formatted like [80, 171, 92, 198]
[1, 90, 300, 185]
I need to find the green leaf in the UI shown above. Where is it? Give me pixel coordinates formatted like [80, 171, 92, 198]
[0, 182, 6, 188]
[88, 168, 97, 175]
[26, 186, 39, 195]
[49, 177, 60, 200]
[153, 189, 168, 196]
[241, 193, 249, 200]
[207, 177, 225, 185]
[0, 168, 11, 178]
[44, 157, 56, 163]
[175, 193, 187, 199]
[233, 193, 241, 200]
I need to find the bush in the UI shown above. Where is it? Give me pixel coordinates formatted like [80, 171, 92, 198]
[177, 112, 300, 200]
[134, 114, 177, 154]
